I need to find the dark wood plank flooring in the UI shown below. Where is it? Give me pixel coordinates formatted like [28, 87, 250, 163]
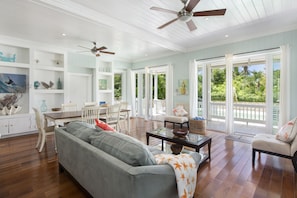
[0, 118, 296, 198]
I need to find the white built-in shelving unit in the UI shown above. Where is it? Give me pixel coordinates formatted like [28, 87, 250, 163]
[0, 41, 67, 137]
[94, 60, 114, 105]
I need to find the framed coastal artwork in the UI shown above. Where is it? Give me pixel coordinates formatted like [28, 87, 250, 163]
[0, 73, 26, 93]
[178, 79, 188, 95]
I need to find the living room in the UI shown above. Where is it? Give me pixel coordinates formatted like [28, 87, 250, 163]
[1, 0, 297, 197]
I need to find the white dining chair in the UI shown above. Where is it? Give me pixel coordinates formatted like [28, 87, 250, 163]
[100, 103, 121, 131]
[81, 105, 102, 125]
[61, 103, 78, 112]
[118, 102, 129, 131]
[33, 108, 55, 152]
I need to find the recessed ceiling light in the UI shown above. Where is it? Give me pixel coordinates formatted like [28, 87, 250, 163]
[225, 34, 229, 38]
[205, 17, 209, 21]
[62, 33, 67, 37]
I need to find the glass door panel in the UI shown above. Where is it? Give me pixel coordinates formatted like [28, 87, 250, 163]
[232, 56, 267, 135]
[207, 65, 226, 132]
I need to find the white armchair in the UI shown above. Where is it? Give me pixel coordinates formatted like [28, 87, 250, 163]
[252, 131, 297, 172]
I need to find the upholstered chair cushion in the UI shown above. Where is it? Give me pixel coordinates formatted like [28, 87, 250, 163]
[252, 134, 291, 156]
[164, 116, 188, 123]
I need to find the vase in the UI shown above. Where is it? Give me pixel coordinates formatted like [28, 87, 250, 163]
[40, 100, 47, 112]
[34, 81, 40, 89]
[57, 78, 62, 89]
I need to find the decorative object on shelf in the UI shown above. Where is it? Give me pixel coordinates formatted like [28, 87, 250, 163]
[40, 100, 47, 112]
[0, 52, 16, 62]
[34, 81, 40, 89]
[0, 93, 23, 115]
[41, 81, 54, 89]
[1, 105, 22, 115]
[0, 73, 26, 93]
[57, 78, 62, 89]
[99, 79, 107, 90]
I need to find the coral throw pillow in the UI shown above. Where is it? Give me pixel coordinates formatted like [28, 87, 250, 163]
[94, 118, 115, 132]
[276, 117, 297, 143]
[173, 105, 188, 117]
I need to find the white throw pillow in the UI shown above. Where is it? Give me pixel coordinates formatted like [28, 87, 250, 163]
[276, 117, 297, 143]
[173, 105, 188, 117]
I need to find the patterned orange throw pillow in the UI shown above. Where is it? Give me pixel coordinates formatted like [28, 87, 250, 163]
[276, 117, 297, 143]
[94, 118, 115, 132]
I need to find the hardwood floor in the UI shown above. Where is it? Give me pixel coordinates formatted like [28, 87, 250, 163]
[0, 118, 296, 198]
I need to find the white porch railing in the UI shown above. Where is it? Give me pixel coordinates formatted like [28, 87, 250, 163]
[206, 101, 279, 125]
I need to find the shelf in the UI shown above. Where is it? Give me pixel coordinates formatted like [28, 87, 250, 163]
[33, 89, 64, 94]
[98, 71, 113, 76]
[33, 65, 64, 71]
[0, 61, 30, 68]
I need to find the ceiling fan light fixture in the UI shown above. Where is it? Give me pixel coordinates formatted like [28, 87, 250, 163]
[178, 9, 192, 21]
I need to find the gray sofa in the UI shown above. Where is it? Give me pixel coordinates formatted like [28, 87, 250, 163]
[55, 122, 201, 198]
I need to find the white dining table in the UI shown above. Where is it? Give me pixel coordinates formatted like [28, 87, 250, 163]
[44, 109, 131, 132]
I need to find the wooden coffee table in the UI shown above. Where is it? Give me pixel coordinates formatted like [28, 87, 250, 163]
[146, 128, 212, 163]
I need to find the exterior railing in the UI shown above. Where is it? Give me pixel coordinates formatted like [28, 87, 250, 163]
[206, 101, 279, 125]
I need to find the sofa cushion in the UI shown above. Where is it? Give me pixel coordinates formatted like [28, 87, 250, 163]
[65, 121, 102, 143]
[90, 131, 156, 166]
[276, 117, 297, 143]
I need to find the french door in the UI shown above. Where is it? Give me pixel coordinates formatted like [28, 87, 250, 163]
[197, 50, 281, 135]
[132, 65, 171, 120]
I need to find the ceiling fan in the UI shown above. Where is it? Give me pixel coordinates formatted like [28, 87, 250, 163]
[150, 0, 226, 31]
[78, 42, 115, 57]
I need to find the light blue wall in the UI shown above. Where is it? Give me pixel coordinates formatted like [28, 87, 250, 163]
[132, 29, 297, 118]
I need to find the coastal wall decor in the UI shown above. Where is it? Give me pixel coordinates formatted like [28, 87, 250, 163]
[0, 73, 26, 93]
[178, 79, 188, 95]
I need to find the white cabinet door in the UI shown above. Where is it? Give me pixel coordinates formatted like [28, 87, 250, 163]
[9, 116, 33, 134]
[0, 119, 9, 136]
[0, 115, 36, 137]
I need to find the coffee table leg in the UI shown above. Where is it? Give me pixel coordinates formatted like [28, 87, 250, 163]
[146, 134, 149, 145]
[161, 140, 164, 151]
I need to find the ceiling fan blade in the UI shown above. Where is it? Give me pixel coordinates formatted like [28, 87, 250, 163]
[193, 9, 226, 16]
[186, 0, 200, 12]
[158, 18, 179, 29]
[100, 51, 115, 55]
[150, 6, 178, 15]
[186, 19, 197, 31]
[97, 46, 107, 51]
[78, 45, 90, 50]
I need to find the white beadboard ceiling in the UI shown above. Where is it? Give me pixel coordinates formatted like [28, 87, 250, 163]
[1, 0, 297, 63]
